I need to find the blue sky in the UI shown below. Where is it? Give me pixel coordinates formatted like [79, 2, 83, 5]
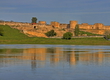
[0, 0, 110, 25]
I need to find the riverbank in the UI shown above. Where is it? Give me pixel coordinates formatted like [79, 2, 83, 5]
[0, 25, 110, 45]
[0, 37, 110, 45]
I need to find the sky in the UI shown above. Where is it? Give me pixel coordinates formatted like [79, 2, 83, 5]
[0, 0, 110, 25]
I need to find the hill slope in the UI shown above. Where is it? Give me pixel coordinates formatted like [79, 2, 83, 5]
[0, 25, 28, 40]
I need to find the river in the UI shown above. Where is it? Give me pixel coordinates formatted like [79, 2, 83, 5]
[0, 44, 110, 80]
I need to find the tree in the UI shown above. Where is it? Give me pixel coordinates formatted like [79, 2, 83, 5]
[104, 30, 110, 40]
[63, 32, 73, 40]
[31, 17, 37, 23]
[74, 24, 79, 36]
[0, 27, 4, 36]
[104, 30, 110, 35]
[45, 30, 56, 37]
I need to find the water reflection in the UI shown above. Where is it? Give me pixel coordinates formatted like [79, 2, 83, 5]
[0, 45, 110, 80]
[0, 46, 110, 68]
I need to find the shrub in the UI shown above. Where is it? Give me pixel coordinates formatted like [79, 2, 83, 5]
[74, 24, 79, 36]
[104, 30, 110, 40]
[45, 30, 56, 37]
[0, 27, 4, 36]
[104, 35, 110, 40]
[63, 32, 73, 40]
[104, 30, 110, 35]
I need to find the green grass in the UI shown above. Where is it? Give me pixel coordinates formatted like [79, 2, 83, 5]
[0, 25, 28, 39]
[0, 25, 110, 45]
[79, 31, 101, 36]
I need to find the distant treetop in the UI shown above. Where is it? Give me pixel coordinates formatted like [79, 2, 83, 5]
[31, 17, 37, 23]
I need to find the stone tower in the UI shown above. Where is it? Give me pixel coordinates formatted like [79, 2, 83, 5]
[50, 21, 60, 27]
[70, 21, 78, 29]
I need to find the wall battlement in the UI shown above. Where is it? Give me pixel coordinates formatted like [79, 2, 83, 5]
[1, 20, 110, 37]
[1, 20, 110, 30]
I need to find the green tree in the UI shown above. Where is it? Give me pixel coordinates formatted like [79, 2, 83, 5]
[45, 30, 56, 37]
[63, 32, 73, 40]
[74, 24, 79, 36]
[31, 17, 37, 23]
[0, 27, 4, 36]
[104, 30, 110, 35]
[104, 30, 110, 40]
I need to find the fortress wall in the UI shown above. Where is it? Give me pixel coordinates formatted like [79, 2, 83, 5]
[81, 23, 89, 25]
[37, 24, 51, 28]
[104, 26, 110, 30]
[79, 23, 108, 30]
[38, 21, 46, 25]
[0, 22, 5, 25]
[93, 23, 105, 29]
[0, 21, 30, 26]
[70, 21, 78, 29]
[59, 24, 69, 28]
[79, 24, 93, 30]
[1, 21, 110, 37]
[50, 21, 60, 27]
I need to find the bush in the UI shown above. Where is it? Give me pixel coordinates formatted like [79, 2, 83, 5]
[63, 32, 73, 40]
[0, 27, 4, 36]
[104, 30, 110, 40]
[74, 25, 79, 36]
[104, 35, 110, 40]
[104, 30, 110, 35]
[45, 30, 56, 37]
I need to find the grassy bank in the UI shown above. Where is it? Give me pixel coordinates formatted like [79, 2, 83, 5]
[0, 25, 110, 45]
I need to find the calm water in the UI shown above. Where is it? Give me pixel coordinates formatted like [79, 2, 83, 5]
[0, 44, 110, 80]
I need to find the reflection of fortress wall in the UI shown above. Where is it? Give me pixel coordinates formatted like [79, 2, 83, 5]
[69, 53, 76, 65]
[79, 53, 91, 62]
[50, 48, 63, 64]
[78, 52, 104, 64]
[97, 52, 103, 64]
[0, 48, 110, 67]
[23, 48, 46, 61]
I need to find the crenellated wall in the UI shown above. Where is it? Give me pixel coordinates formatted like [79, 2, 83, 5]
[50, 21, 60, 27]
[79, 23, 110, 30]
[1, 20, 110, 37]
[59, 24, 69, 29]
[38, 21, 46, 25]
[93, 23, 104, 29]
[0, 21, 30, 26]
[79, 23, 93, 30]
